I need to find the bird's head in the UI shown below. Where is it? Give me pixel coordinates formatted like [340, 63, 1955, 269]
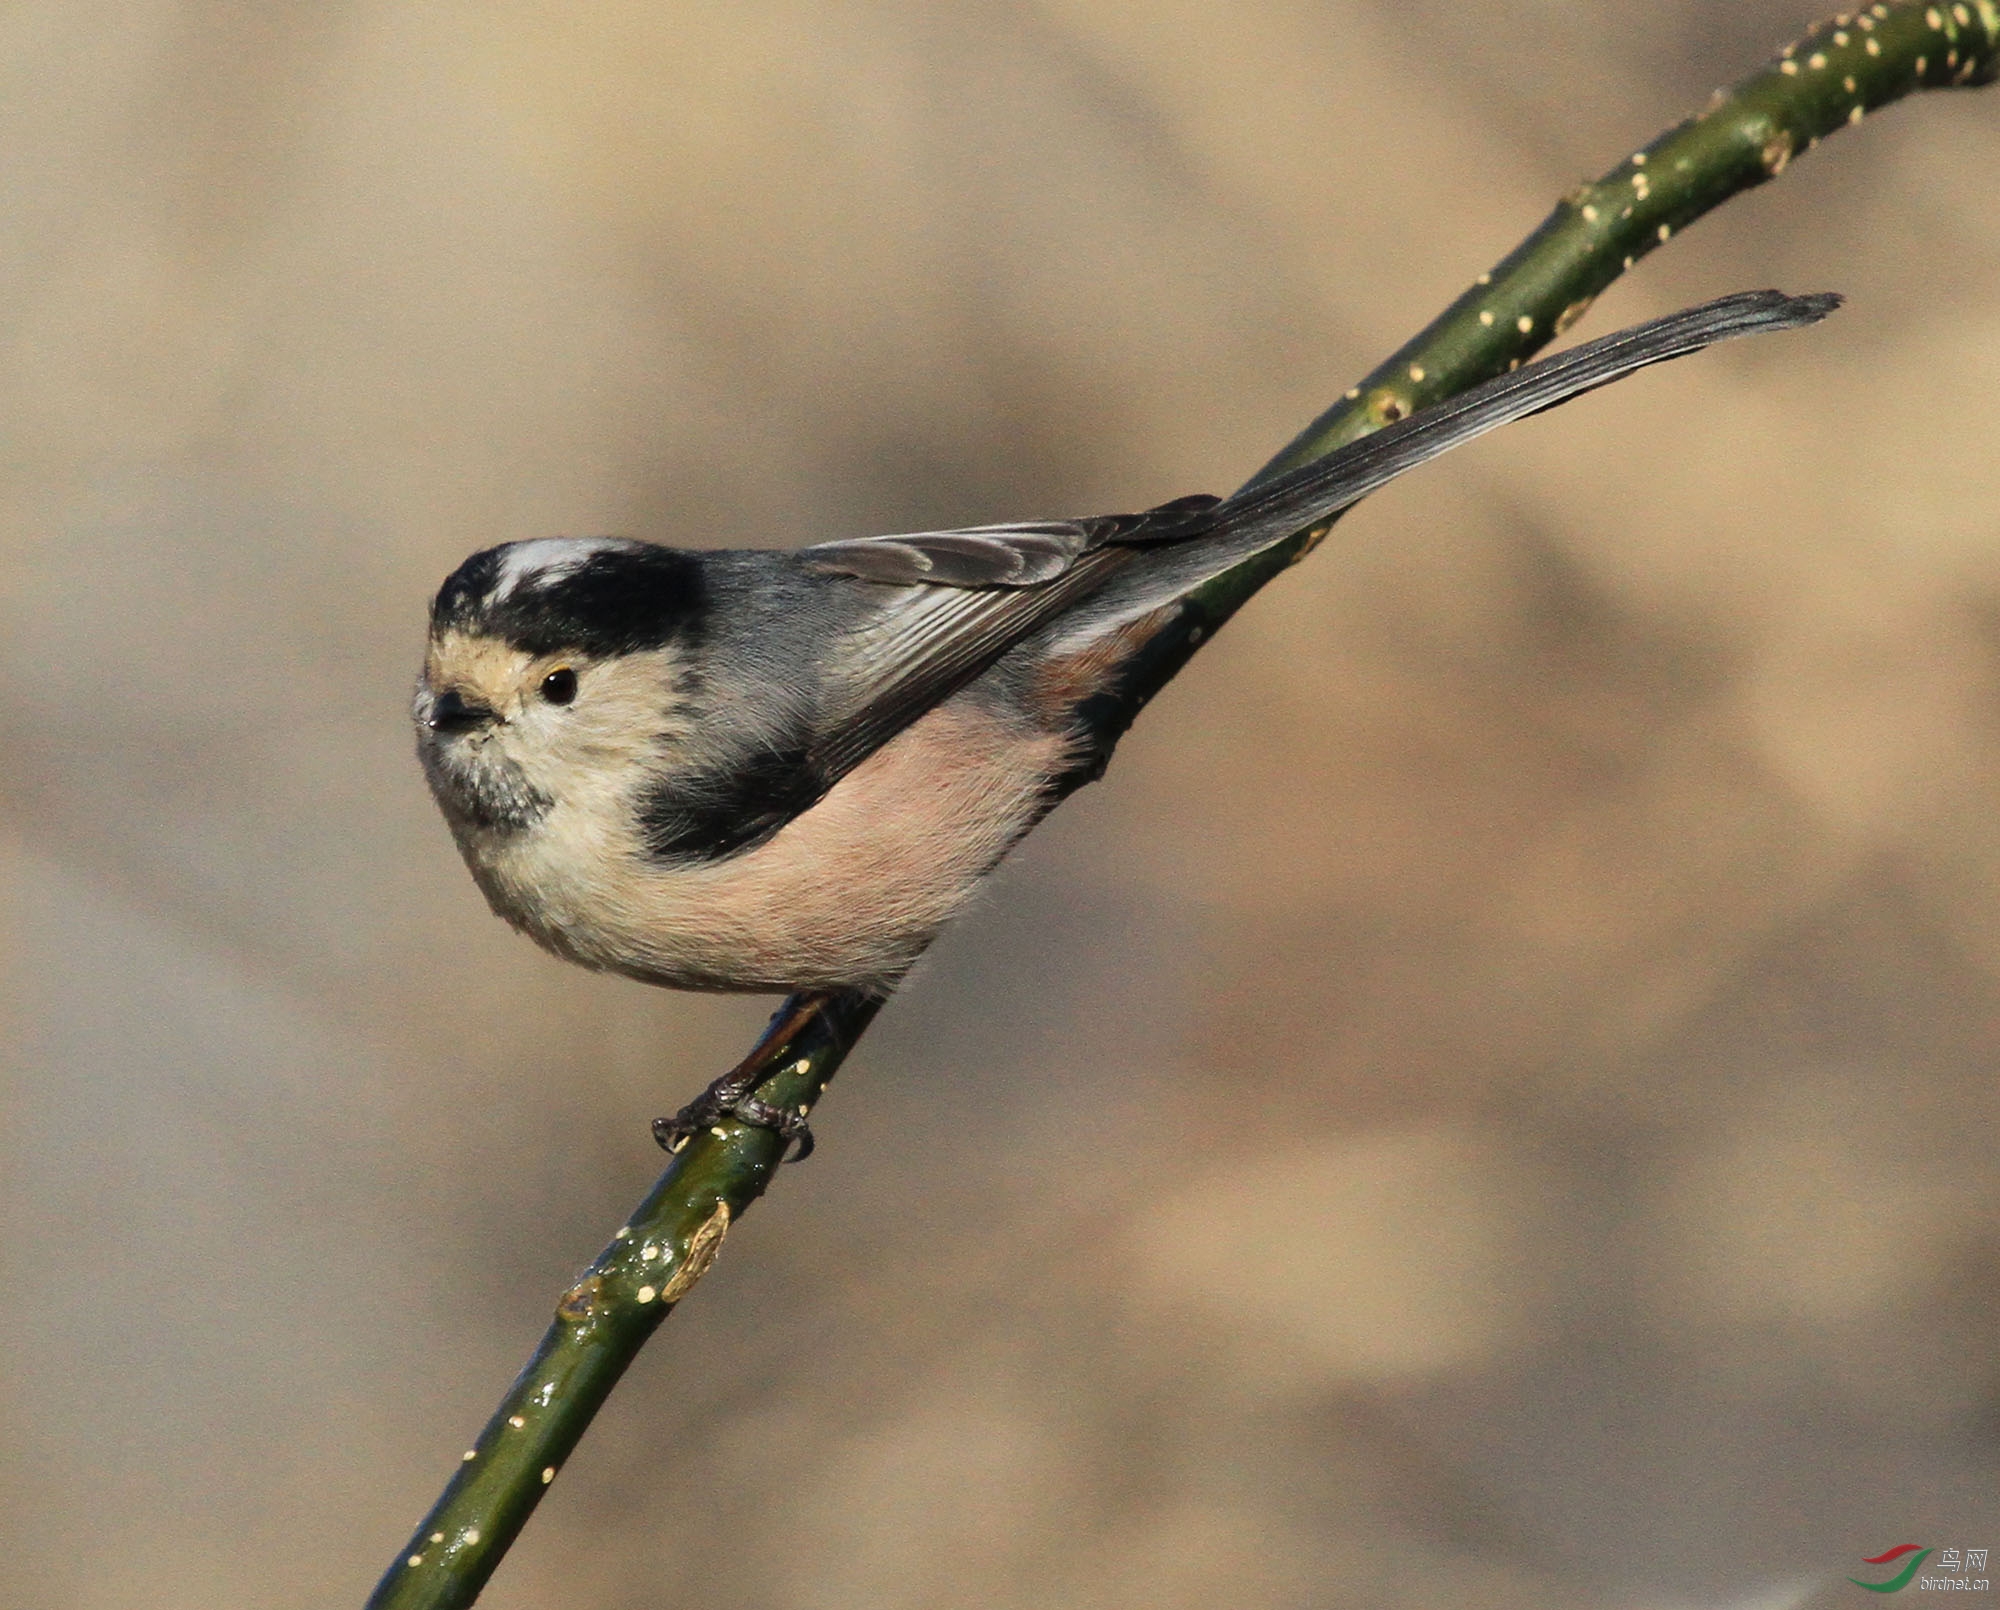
[413, 537, 707, 836]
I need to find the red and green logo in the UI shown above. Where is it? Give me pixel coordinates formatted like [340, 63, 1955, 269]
[1850, 1546, 1931, 1593]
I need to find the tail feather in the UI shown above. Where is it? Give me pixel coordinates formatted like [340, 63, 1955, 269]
[1055, 288, 1839, 644]
[1205, 288, 1840, 549]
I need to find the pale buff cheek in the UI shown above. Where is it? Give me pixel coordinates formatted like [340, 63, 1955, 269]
[423, 635, 693, 751]
[421, 639, 705, 854]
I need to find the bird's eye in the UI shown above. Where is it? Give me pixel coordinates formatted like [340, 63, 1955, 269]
[539, 667, 578, 706]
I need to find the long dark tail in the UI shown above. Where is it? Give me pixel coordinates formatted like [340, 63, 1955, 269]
[1200, 288, 1839, 551]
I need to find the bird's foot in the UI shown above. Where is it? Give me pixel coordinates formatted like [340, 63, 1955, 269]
[652, 1083, 814, 1162]
[652, 994, 827, 1163]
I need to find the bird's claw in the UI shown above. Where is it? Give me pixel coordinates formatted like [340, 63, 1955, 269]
[651, 992, 831, 1164]
[653, 1081, 815, 1163]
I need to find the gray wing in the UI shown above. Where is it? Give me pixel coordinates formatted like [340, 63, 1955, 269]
[799, 496, 1223, 778]
[805, 545, 1138, 779]
[799, 288, 1839, 778]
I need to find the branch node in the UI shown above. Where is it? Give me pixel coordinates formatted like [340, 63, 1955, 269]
[659, 1201, 732, 1304]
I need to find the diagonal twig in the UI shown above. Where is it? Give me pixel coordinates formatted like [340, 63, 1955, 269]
[366, 6, 2000, 1604]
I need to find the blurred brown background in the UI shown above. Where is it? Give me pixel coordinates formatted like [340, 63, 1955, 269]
[5, 2, 1999, 1606]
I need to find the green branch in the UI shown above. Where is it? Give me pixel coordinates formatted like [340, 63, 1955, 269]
[366, 5, 1999, 1604]
[367, 994, 877, 1610]
[1258, 0, 2000, 476]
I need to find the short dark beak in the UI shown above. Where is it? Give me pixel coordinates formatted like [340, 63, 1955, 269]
[427, 688, 496, 734]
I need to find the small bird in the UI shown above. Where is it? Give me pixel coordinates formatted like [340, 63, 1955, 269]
[415, 290, 1835, 1133]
